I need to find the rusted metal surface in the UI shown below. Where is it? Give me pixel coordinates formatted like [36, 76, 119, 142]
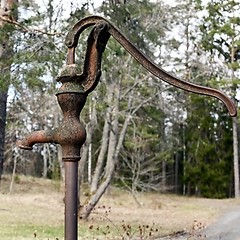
[65, 20, 110, 94]
[18, 15, 237, 240]
[66, 15, 237, 117]
[65, 161, 78, 240]
[18, 92, 86, 160]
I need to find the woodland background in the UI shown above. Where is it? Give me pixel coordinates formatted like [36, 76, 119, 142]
[0, 0, 240, 219]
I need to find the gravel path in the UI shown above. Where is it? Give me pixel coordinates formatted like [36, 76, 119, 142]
[198, 206, 240, 240]
[157, 206, 240, 240]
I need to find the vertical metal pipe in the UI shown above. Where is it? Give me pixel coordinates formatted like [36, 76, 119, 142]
[65, 161, 79, 240]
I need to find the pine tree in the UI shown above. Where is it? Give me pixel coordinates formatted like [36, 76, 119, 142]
[199, 0, 240, 197]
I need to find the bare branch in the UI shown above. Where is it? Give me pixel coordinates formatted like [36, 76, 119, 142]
[0, 15, 63, 36]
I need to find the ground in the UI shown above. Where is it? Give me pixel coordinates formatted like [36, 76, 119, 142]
[0, 175, 239, 240]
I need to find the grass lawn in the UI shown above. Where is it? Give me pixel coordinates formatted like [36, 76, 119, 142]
[0, 175, 238, 240]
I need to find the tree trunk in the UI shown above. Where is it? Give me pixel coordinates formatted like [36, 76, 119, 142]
[0, 0, 18, 181]
[54, 110, 64, 181]
[42, 144, 48, 178]
[90, 107, 111, 193]
[78, 94, 97, 200]
[175, 152, 179, 193]
[233, 116, 239, 198]
[87, 98, 96, 185]
[162, 159, 166, 192]
[0, 91, 7, 179]
[79, 121, 117, 219]
[80, 81, 120, 219]
[90, 85, 114, 194]
[78, 96, 98, 188]
[231, 35, 239, 198]
[9, 153, 17, 194]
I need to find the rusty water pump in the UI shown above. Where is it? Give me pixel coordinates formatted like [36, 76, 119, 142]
[18, 16, 237, 240]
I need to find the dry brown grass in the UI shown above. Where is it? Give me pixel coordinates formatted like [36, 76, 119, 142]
[0, 175, 239, 240]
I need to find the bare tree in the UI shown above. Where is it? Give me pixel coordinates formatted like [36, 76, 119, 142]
[79, 57, 169, 219]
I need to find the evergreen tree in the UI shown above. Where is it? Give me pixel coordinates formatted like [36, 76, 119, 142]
[184, 93, 233, 198]
[199, 0, 240, 197]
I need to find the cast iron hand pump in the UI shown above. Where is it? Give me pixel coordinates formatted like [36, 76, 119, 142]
[18, 16, 237, 240]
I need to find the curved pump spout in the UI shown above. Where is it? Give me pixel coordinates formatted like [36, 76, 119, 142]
[18, 89, 86, 160]
[18, 129, 57, 150]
